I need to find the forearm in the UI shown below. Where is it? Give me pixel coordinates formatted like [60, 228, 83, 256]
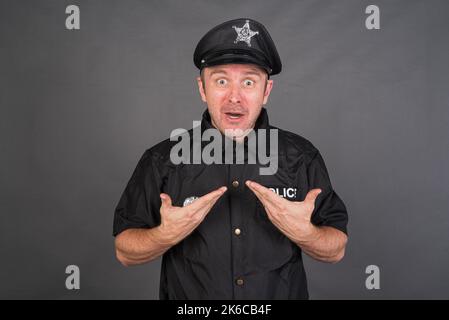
[295, 226, 347, 263]
[115, 226, 174, 266]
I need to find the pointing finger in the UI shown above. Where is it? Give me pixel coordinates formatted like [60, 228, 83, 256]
[246, 182, 278, 214]
[246, 180, 284, 207]
[247, 185, 279, 221]
[190, 186, 227, 210]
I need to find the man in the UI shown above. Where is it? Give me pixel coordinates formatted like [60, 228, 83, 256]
[113, 18, 348, 299]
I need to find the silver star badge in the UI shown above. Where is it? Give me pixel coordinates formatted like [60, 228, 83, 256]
[232, 20, 259, 47]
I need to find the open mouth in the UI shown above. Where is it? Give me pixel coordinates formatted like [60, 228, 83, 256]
[224, 112, 245, 120]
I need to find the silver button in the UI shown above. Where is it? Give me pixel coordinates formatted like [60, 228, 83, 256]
[234, 228, 241, 236]
[232, 180, 239, 188]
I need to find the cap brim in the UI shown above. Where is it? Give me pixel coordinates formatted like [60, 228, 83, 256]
[202, 53, 272, 74]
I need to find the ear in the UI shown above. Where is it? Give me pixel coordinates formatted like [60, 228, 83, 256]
[196, 76, 207, 103]
[262, 79, 274, 105]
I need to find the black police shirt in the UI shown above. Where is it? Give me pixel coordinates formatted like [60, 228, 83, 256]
[113, 108, 348, 300]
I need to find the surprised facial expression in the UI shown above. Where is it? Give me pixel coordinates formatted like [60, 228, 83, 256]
[197, 64, 273, 139]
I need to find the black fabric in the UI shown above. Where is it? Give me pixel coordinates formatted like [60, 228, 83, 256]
[113, 108, 348, 299]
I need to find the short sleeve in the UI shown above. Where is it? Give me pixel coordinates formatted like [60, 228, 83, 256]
[113, 150, 163, 237]
[306, 150, 349, 235]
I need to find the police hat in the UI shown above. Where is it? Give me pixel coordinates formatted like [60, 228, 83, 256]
[194, 18, 282, 76]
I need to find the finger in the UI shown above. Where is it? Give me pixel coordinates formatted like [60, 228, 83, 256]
[246, 180, 284, 207]
[251, 190, 279, 222]
[203, 186, 227, 203]
[190, 186, 227, 210]
[246, 183, 279, 217]
[160, 193, 173, 208]
[193, 187, 227, 218]
[304, 188, 322, 204]
[198, 195, 223, 216]
[246, 180, 279, 201]
[246, 181, 276, 210]
[248, 184, 268, 207]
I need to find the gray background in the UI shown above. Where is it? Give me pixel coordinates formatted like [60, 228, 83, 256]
[1, 0, 448, 299]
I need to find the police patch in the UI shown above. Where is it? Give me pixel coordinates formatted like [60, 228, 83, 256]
[268, 186, 298, 200]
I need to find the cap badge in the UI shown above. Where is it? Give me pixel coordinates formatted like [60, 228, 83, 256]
[232, 20, 259, 47]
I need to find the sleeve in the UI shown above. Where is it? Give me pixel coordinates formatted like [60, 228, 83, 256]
[306, 149, 349, 235]
[112, 149, 163, 237]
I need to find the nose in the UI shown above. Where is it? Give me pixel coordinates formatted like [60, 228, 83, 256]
[228, 82, 242, 104]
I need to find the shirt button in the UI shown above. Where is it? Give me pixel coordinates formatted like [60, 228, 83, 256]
[232, 180, 239, 188]
[236, 278, 244, 286]
[234, 228, 241, 236]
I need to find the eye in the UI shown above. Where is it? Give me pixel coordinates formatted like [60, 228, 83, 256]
[216, 78, 227, 86]
[243, 79, 255, 86]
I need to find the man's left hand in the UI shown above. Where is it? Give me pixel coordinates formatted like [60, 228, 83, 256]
[246, 180, 322, 244]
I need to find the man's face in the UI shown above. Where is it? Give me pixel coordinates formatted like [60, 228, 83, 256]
[197, 64, 273, 138]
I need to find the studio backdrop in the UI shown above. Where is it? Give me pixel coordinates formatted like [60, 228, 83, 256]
[1, 0, 448, 299]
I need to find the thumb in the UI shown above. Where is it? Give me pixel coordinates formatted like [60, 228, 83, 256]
[160, 193, 173, 208]
[304, 188, 322, 204]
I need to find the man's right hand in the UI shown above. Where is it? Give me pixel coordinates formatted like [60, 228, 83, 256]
[115, 186, 227, 266]
[157, 186, 227, 245]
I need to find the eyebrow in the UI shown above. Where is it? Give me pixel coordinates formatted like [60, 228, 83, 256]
[208, 69, 263, 78]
